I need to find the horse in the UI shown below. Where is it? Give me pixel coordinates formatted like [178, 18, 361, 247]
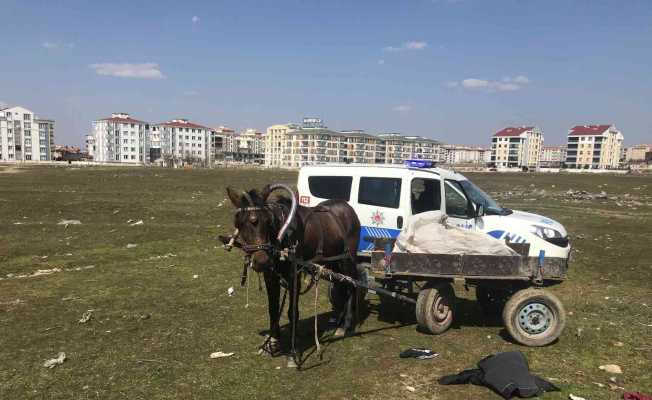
[223, 184, 361, 366]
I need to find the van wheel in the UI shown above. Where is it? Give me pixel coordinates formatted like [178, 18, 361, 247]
[503, 288, 566, 347]
[416, 283, 454, 334]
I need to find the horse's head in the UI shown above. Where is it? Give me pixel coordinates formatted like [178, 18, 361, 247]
[226, 184, 296, 272]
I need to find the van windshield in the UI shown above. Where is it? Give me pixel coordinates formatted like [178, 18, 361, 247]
[458, 180, 512, 216]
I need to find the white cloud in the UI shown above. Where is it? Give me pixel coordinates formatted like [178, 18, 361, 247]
[383, 41, 428, 52]
[378, 59, 385, 65]
[0, 101, 8, 109]
[183, 90, 200, 96]
[462, 78, 489, 89]
[405, 41, 427, 50]
[449, 75, 531, 92]
[192, 16, 200, 24]
[90, 63, 165, 79]
[392, 105, 412, 112]
[42, 41, 75, 49]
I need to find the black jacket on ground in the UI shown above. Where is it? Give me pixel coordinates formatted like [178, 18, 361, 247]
[438, 351, 559, 399]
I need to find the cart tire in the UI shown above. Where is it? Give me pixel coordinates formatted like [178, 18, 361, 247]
[502, 288, 566, 347]
[416, 283, 454, 334]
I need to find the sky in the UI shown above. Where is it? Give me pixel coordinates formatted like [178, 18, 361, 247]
[1, 0, 651, 146]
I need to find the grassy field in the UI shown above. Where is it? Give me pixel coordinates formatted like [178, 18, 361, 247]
[1, 165, 651, 399]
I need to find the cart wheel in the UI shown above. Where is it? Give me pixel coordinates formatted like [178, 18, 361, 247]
[502, 288, 566, 347]
[416, 283, 454, 334]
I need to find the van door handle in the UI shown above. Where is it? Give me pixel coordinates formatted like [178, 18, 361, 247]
[397, 216, 403, 229]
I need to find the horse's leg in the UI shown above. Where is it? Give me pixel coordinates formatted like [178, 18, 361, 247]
[334, 285, 355, 337]
[285, 266, 300, 368]
[261, 269, 281, 356]
[334, 259, 359, 337]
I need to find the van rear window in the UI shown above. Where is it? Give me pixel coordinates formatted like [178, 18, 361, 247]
[358, 177, 401, 208]
[308, 176, 353, 200]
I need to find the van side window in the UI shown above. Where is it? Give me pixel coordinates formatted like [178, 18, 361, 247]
[358, 177, 401, 208]
[445, 180, 470, 218]
[411, 178, 441, 215]
[308, 176, 353, 200]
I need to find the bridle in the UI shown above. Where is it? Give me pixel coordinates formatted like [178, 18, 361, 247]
[233, 205, 278, 255]
[232, 185, 296, 256]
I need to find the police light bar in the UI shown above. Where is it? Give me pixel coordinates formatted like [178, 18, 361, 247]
[404, 159, 434, 168]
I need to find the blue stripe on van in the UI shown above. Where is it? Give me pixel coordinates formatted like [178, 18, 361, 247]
[359, 225, 401, 252]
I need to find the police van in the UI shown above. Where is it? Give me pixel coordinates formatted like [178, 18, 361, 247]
[297, 161, 570, 259]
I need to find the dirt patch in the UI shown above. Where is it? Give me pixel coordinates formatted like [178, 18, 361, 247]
[0, 165, 25, 174]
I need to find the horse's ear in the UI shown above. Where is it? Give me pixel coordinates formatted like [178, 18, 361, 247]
[226, 187, 244, 208]
[261, 184, 272, 202]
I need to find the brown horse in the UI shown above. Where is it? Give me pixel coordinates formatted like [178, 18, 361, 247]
[225, 184, 361, 365]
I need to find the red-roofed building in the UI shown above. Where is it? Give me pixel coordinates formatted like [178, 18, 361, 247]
[92, 113, 150, 163]
[151, 119, 213, 166]
[490, 126, 543, 169]
[565, 124, 623, 169]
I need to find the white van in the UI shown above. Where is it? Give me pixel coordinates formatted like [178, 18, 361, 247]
[297, 162, 571, 259]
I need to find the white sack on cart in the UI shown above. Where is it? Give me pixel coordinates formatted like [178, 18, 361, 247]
[393, 211, 518, 256]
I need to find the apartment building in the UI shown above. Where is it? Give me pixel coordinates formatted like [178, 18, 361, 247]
[540, 146, 567, 167]
[92, 113, 150, 163]
[565, 124, 623, 169]
[221, 128, 266, 163]
[285, 128, 393, 168]
[264, 122, 302, 167]
[211, 126, 235, 161]
[152, 119, 212, 165]
[625, 144, 651, 162]
[264, 117, 444, 168]
[378, 133, 442, 165]
[441, 145, 490, 165]
[491, 126, 543, 169]
[0, 105, 54, 162]
[84, 134, 96, 159]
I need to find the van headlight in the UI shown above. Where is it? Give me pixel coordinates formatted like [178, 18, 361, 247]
[529, 225, 562, 239]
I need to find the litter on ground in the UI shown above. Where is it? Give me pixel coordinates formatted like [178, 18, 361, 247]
[78, 310, 93, 323]
[399, 348, 439, 360]
[43, 352, 66, 368]
[57, 219, 82, 226]
[209, 351, 234, 359]
[599, 364, 622, 374]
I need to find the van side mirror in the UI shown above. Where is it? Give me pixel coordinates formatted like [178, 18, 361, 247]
[476, 204, 485, 218]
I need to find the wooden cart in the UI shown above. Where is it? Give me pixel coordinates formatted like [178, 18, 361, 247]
[363, 238, 569, 347]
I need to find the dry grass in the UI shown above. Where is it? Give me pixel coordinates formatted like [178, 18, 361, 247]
[1, 166, 651, 399]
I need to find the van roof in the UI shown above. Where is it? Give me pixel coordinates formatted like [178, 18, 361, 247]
[299, 163, 468, 181]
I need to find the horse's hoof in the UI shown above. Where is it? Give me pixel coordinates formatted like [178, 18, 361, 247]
[333, 327, 347, 338]
[286, 356, 297, 368]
